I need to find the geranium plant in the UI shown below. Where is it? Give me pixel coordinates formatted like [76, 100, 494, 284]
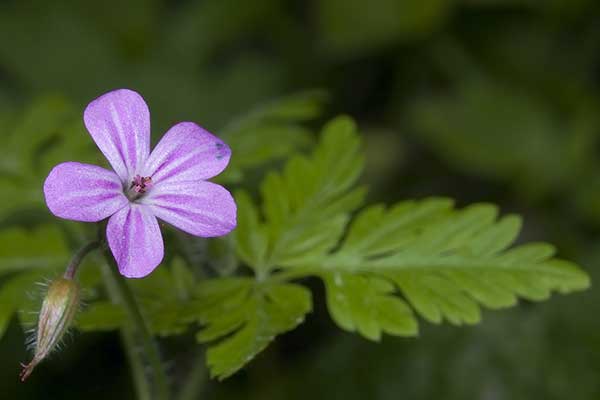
[3, 89, 589, 400]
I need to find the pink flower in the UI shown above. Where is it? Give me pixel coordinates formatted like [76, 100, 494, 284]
[43, 89, 237, 278]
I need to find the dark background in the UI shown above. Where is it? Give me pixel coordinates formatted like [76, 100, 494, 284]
[1, 0, 600, 399]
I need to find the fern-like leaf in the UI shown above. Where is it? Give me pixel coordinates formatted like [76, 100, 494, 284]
[187, 278, 312, 379]
[316, 202, 590, 327]
[233, 115, 589, 351]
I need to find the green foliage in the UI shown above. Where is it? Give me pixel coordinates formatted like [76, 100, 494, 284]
[76, 302, 126, 332]
[0, 93, 590, 381]
[1, 1, 599, 398]
[230, 115, 589, 375]
[2, 96, 74, 176]
[0, 90, 325, 345]
[0, 97, 105, 341]
[0, 224, 106, 333]
[406, 70, 600, 227]
[78, 265, 313, 380]
[0, 91, 327, 220]
[233, 116, 366, 274]
[191, 279, 311, 379]
[317, 0, 451, 57]
[0, 225, 71, 336]
[0, 96, 98, 220]
[323, 202, 589, 325]
[78, 258, 197, 336]
[233, 191, 269, 270]
[218, 90, 328, 183]
[409, 78, 575, 196]
[0, 225, 69, 277]
[322, 272, 417, 340]
[0, 271, 48, 338]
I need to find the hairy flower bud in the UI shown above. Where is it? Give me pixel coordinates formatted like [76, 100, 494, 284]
[20, 277, 80, 381]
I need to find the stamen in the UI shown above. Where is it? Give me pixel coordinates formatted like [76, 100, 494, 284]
[128, 175, 153, 200]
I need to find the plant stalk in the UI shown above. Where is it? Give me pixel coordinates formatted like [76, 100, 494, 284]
[63, 240, 101, 280]
[176, 351, 207, 400]
[100, 245, 170, 400]
[120, 327, 153, 400]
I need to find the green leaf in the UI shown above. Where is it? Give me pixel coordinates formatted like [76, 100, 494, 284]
[2, 96, 76, 176]
[131, 264, 199, 336]
[76, 302, 126, 332]
[170, 257, 197, 299]
[190, 278, 312, 379]
[77, 260, 200, 336]
[322, 272, 418, 340]
[221, 90, 329, 132]
[271, 213, 349, 267]
[262, 116, 364, 225]
[38, 119, 101, 174]
[317, 202, 590, 328]
[234, 114, 589, 349]
[232, 191, 268, 272]
[317, 0, 451, 57]
[409, 77, 580, 199]
[218, 91, 328, 183]
[0, 96, 99, 220]
[340, 198, 455, 257]
[233, 116, 366, 272]
[0, 270, 49, 339]
[0, 225, 69, 277]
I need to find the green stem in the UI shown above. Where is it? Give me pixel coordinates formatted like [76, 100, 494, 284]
[63, 240, 101, 280]
[176, 351, 207, 400]
[120, 327, 152, 400]
[100, 247, 170, 400]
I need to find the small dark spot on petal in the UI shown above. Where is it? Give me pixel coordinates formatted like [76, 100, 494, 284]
[215, 142, 224, 149]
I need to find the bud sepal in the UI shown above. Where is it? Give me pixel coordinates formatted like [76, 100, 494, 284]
[20, 277, 80, 381]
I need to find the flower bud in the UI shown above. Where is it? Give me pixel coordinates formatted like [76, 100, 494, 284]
[20, 277, 80, 381]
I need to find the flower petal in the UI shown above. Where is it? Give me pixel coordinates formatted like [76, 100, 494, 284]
[84, 89, 151, 181]
[142, 180, 237, 237]
[107, 205, 164, 278]
[43, 162, 128, 222]
[142, 122, 231, 183]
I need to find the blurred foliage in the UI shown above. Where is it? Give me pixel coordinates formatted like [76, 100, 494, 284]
[218, 90, 327, 183]
[317, 0, 452, 57]
[1, 0, 600, 399]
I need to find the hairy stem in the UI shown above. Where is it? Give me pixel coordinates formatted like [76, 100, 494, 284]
[100, 247, 170, 400]
[63, 240, 101, 279]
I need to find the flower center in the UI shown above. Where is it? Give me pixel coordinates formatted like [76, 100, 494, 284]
[127, 175, 153, 201]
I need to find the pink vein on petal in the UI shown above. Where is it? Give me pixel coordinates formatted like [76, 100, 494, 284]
[43, 162, 128, 222]
[107, 205, 164, 278]
[142, 122, 231, 183]
[84, 89, 151, 181]
[142, 180, 236, 237]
